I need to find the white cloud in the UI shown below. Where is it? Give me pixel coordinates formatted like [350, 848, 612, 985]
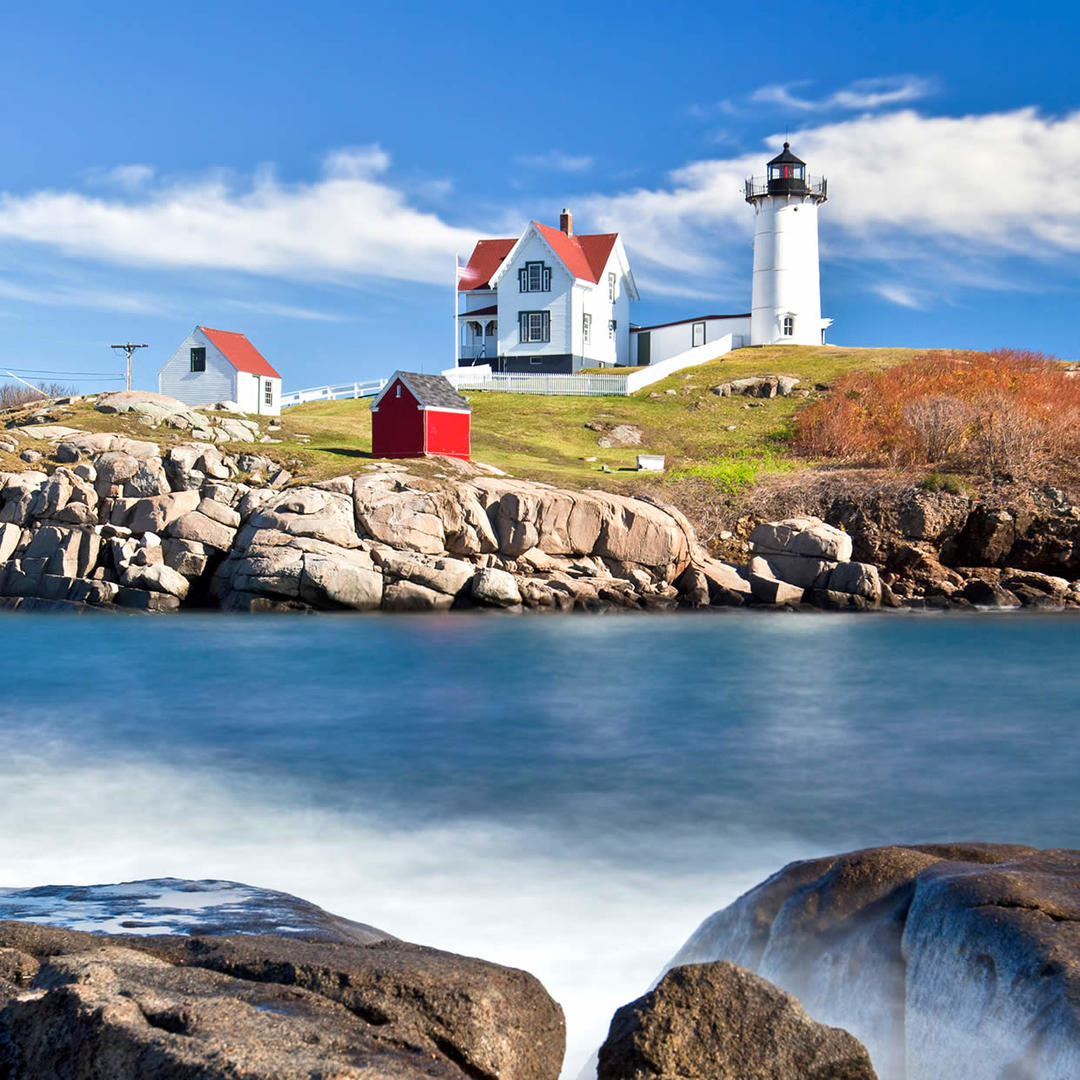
[515, 151, 595, 173]
[0, 147, 477, 286]
[0, 278, 168, 315]
[81, 164, 157, 192]
[872, 284, 927, 309]
[751, 75, 936, 113]
[583, 107, 1080, 301]
[223, 298, 347, 322]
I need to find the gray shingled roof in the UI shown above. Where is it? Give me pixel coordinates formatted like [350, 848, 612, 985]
[397, 371, 470, 410]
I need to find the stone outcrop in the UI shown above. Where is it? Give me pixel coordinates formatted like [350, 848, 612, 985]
[0, 880, 566, 1080]
[665, 844, 1080, 1080]
[738, 478, 1080, 610]
[747, 516, 882, 609]
[95, 390, 263, 443]
[711, 375, 801, 399]
[598, 961, 877, 1080]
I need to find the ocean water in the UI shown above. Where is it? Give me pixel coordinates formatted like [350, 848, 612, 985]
[2, 609, 1079, 1072]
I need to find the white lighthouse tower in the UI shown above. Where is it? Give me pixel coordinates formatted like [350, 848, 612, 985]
[745, 143, 831, 346]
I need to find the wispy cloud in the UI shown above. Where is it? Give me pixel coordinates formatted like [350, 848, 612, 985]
[872, 283, 928, 309]
[685, 99, 740, 120]
[751, 75, 936, 113]
[223, 298, 348, 322]
[0, 277, 168, 315]
[0, 147, 478, 286]
[81, 164, 157, 192]
[515, 151, 595, 173]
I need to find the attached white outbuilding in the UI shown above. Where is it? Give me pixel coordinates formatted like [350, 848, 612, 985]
[158, 326, 283, 416]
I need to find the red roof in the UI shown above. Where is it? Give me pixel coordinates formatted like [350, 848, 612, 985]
[458, 225, 620, 290]
[458, 239, 516, 291]
[532, 222, 618, 284]
[199, 326, 281, 379]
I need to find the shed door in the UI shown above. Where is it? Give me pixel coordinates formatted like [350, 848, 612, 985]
[692, 321, 705, 348]
[637, 333, 651, 366]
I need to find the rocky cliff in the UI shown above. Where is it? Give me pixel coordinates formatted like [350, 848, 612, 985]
[665, 844, 1080, 1080]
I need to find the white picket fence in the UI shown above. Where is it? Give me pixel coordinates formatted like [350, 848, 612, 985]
[446, 370, 630, 397]
[280, 379, 386, 408]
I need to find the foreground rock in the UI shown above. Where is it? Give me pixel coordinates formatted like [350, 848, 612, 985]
[666, 844, 1080, 1080]
[599, 961, 877, 1080]
[0, 881, 566, 1080]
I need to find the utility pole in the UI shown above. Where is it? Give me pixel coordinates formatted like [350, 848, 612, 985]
[110, 342, 148, 392]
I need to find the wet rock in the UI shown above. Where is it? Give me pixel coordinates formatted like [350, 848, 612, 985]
[598, 961, 877, 1080]
[664, 843, 1078, 1080]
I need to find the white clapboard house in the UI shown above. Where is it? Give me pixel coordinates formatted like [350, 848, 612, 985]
[457, 210, 639, 373]
[158, 326, 283, 416]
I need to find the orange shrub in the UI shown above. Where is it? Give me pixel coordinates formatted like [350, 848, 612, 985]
[792, 350, 1080, 477]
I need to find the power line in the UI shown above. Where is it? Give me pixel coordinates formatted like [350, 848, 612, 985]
[2, 367, 125, 379]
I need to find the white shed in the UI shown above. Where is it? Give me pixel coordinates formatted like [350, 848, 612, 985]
[158, 326, 282, 416]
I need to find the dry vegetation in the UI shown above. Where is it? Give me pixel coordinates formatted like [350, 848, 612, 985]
[0, 382, 75, 411]
[793, 349, 1078, 481]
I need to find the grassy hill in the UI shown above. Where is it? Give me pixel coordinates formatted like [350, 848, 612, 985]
[1, 345, 923, 539]
[276, 344, 919, 490]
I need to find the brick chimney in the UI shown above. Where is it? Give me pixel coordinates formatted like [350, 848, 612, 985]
[560, 208, 573, 236]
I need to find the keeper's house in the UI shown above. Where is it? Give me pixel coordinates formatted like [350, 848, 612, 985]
[457, 209, 638, 373]
[371, 371, 471, 460]
[158, 326, 283, 416]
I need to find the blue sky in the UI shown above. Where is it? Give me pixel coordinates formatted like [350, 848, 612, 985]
[1, 0, 1078, 393]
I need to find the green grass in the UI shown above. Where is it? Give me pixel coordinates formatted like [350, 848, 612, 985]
[1, 344, 924, 501]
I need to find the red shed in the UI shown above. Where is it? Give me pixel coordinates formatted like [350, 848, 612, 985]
[370, 370, 471, 460]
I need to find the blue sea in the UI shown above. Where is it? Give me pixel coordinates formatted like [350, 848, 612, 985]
[2, 610, 1078, 1070]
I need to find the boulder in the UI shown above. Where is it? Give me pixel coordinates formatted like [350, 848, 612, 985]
[751, 517, 854, 563]
[598, 961, 877, 1080]
[0, 909, 564, 1080]
[596, 424, 643, 448]
[383, 579, 455, 611]
[378, 550, 476, 597]
[126, 490, 201, 534]
[695, 558, 751, 606]
[0, 522, 22, 562]
[961, 579, 1021, 608]
[664, 844, 1079, 1080]
[471, 567, 522, 607]
[749, 556, 806, 605]
[197, 497, 242, 529]
[759, 552, 836, 589]
[827, 561, 883, 603]
[253, 487, 362, 549]
[166, 511, 237, 552]
[955, 505, 1016, 565]
[121, 562, 190, 599]
[299, 551, 383, 610]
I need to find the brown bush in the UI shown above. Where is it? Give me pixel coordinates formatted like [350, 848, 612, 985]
[793, 350, 1080, 479]
[0, 382, 75, 411]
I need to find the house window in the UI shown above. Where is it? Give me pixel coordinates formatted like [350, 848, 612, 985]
[395, 384, 402, 398]
[608, 273, 616, 301]
[518, 261, 552, 293]
[190, 347, 206, 372]
[264, 381, 273, 407]
[583, 313, 592, 344]
[530, 357, 543, 366]
[692, 321, 706, 348]
[519, 310, 550, 344]
[608, 319, 617, 340]
[782, 315, 795, 337]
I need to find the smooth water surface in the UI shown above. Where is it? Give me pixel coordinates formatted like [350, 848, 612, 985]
[2, 611, 1077, 1070]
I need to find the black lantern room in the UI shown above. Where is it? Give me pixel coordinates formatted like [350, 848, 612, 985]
[766, 143, 808, 195]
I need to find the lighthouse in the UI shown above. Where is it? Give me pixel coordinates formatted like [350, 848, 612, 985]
[745, 143, 831, 346]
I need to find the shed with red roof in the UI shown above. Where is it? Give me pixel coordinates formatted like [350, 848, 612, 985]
[158, 326, 283, 416]
[370, 371, 471, 461]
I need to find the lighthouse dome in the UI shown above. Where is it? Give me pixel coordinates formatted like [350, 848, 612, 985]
[766, 142, 808, 195]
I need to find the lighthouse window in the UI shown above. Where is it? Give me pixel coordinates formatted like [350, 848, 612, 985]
[782, 316, 795, 337]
